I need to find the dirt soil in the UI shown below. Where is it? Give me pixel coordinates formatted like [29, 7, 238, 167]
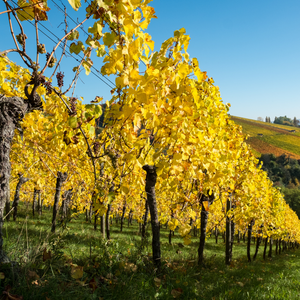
[247, 137, 300, 160]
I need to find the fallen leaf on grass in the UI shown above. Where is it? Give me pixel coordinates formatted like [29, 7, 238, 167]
[0, 272, 5, 279]
[257, 278, 263, 281]
[43, 248, 51, 261]
[70, 265, 83, 279]
[89, 278, 98, 291]
[236, 282, 244, 287]
[31, 280, 39, 286]
[171, 288, 183, 298]
[27, 270, 39, 280]
[154, 277, 161, 287]
[27, 270, 40, 285]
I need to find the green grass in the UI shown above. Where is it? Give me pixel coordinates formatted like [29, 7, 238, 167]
[1, 203, 300, 299]
[232, 116, 300, 133]
[260, 135, 300, 156]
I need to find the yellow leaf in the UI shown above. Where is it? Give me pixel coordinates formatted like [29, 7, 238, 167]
[71, 265, 83, 279]
[68, 0, 81, 11]
[121, 185, 129, 195]
[103, 32, 117, 48]
[124, 20, 135, 37]
[202, 201, 209, 211]
[17, 0, 34, 21]
[130, 0, 142, 6]
[129, 69, 141, 81]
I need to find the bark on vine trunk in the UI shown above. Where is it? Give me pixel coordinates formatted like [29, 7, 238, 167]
[142, 165, 160, 268]
[106, 182, 115, 240]
[253, 236, 261, 261]
[61, 189, 72, 221]
[263, 237, 269, 260]
[198, 192, 215, 265]
[247, 220, 254, 262]
[169, 230, 172, 245]
[100, 215, 105, 238]
[225, 197, 232, 265]
[12, 174, 29, 221]
[94, 211, 98, 230]
[268, 237, 273, 258]
[32, 188, 38, 217]
[279, 239, 282, 254]
[120, 204, 126, 232]
[51, 172, 68, 233]
[106, 204, 112, 240]
[141, 199, 149, 238]
[37, 190, 42, 216]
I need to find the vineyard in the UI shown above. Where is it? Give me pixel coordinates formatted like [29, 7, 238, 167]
[0, 0, 300, 299]
[231, 116, 300, 159]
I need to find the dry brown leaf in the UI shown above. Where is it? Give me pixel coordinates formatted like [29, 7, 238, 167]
[43, 248, 51, 261]
[154, 277, 161, 287]
[89, 278, 98, 292]
[171, 288, 183, 298]
[27, 270, 39, 280]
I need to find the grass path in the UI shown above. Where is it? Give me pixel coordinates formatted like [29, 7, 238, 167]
[1, 204, 300, 299]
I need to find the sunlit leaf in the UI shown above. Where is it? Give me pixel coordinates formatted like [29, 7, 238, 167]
[68, 0, 81, 11]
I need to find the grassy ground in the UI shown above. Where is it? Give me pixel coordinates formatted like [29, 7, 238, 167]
[1, 203, 300, 299]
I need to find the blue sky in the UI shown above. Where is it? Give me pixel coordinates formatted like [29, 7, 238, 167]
[1, 0, 300, 122]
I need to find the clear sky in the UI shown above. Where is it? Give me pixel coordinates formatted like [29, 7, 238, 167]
[1, 0, 300, 122]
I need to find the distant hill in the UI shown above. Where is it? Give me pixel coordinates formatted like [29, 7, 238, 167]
[230, 116, 300, 159]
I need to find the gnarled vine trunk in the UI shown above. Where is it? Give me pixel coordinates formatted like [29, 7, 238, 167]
[61, 189, 72, 221]
[32, 188, 38, 217]
[198, 192, 215, 265]
[120, 204, 126, 232]
[12, 174, 29, 221]
[37, 190, 42, 216]
[225, 197, 232, 265]
[247, 219, 254, 262]
[143, 165, 160, 268]
[105, 183, 115, 240]
[141, 198, 149, 238]
[51, 172, 68, 232]
[0, 92, 43, 262]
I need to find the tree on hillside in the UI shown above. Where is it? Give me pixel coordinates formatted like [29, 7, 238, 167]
[257, 117, 263, 122]
[293, 117, 299, 127]
[265, 116, 271, 123]
[274, 116, 293, 126]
